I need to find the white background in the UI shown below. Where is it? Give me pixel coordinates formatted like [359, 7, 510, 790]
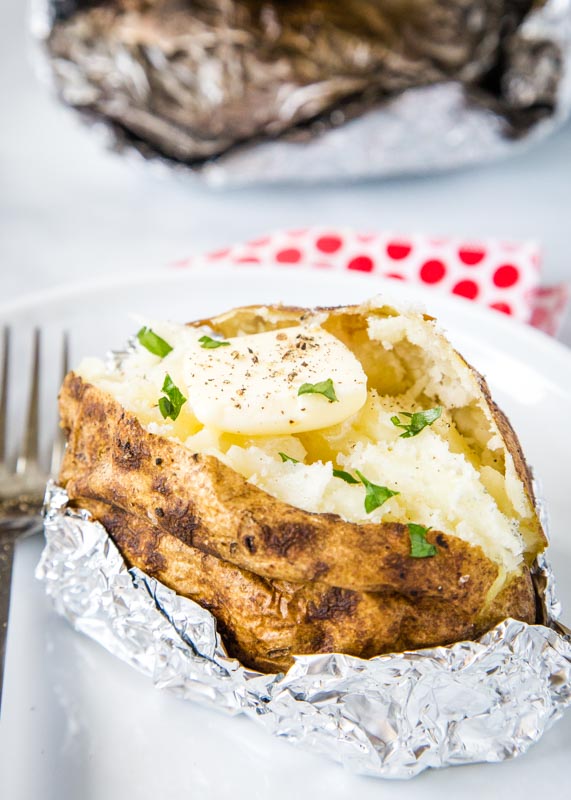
[1, 2, 571, 344]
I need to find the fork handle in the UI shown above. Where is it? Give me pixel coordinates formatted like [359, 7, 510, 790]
[0, 532, 16, 713]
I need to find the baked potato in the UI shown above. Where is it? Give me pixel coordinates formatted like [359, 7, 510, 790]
[59, 299, 546, 672]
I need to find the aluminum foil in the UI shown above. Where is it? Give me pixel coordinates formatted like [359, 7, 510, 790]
[32, 1, 571, 185]
[37, 480, 571, 779]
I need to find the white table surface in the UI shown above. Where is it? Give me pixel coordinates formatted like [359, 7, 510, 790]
[1, 2, 571, 344]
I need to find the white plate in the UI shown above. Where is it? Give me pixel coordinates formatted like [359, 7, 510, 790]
[0, 264, 570, 800]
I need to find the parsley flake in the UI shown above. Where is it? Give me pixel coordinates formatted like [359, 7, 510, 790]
[332, 468, 359, 484]
[354, 470, 399, 514]
[297, 378, 338, 403]
[158, 374, 187, 421]
[136, 327, 173, 358]
[199, 335, 230, 349]
[391, 406, 442, 438]
[279, 452, 299, 464]
[408, 523, 437, 558]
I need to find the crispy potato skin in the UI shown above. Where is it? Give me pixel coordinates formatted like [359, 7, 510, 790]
[58, 302, 544, 672]
[76, 497, 533, 673]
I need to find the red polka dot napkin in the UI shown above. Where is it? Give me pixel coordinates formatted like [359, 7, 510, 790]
[173, 229, 569, 336]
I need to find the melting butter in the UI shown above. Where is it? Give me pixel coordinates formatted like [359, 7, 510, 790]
[183, 326, 367, 435]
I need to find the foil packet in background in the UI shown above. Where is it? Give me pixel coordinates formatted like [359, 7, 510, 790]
[37, 481, 571, 780]
[32, 0, 571, 185]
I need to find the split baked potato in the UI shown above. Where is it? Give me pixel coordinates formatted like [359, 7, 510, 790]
[59, 299, 546, 672]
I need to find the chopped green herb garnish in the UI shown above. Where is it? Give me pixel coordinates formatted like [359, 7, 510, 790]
[332, 468, 359, 484]
[354, 470, 399, 514]
[158, 374, 187, 421]
[279, 452, 299, 464]
[408, 523, 437, 558]
[297, 378, 338, 403]
[199, 334, 230, 349]
[391, 406, 442, 438]
[136, 327, 173, 358]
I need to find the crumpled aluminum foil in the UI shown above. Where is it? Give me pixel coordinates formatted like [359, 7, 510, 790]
[31, 0, 571, 185]
[37, 480, 571, 779]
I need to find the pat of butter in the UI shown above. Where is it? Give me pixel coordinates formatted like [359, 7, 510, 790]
[184, 326, 367, 435]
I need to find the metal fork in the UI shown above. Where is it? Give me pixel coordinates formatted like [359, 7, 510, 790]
[0, 328, 68, 712]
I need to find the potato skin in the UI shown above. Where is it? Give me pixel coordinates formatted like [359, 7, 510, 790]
[75, 497, 534, 673]
[58, 301, 544, 672]
[59, 373, 536, 671]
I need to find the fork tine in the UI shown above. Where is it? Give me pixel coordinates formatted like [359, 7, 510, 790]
[49, 331, 69, 477]
[0, 328, 9, 465]
[16, 329, 41, 476]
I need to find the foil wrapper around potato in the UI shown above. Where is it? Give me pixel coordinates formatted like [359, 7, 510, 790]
[33, 0, 571, 185]
[37, 480, 571, 779]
